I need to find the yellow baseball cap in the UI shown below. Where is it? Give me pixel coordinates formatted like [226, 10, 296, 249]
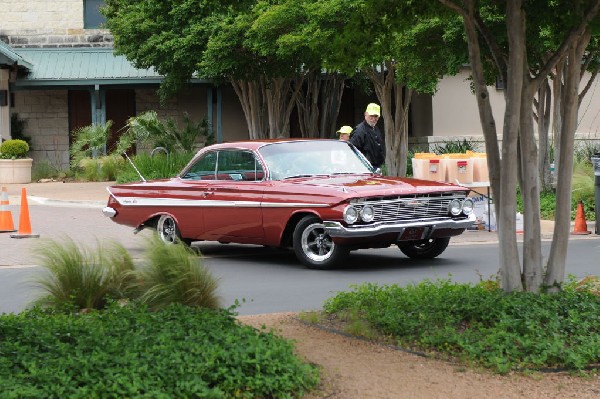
[336, 125, 353, 135]
[365, 103, 380, 116]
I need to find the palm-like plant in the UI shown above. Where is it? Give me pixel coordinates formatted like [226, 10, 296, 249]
[130, 234, 221, 310]
[69, 121, 113, 169]
[32, 238, 135, 311]
[117, 111, 213, 155]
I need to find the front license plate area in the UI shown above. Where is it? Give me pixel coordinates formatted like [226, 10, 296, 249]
[398, 227, 425, 241]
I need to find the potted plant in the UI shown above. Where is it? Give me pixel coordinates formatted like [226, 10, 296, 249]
[0, 139, 33, 183]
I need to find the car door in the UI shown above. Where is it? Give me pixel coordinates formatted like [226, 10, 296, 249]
[176, 150, 219, 238]
[202, 149, 266, 241]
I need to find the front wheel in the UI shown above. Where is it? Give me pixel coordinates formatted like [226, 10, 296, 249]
[398, 237, 450, 259]
[292, 216, 348, 269]
[156, 214, 189, 245]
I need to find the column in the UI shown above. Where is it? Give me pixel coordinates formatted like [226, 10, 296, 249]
[0, 69, 10, 141]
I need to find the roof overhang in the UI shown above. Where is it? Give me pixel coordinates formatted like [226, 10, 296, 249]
[0, 41, 33, 69]
[1, 45, 208, 89]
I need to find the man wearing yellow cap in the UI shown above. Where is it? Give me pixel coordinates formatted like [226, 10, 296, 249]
[349, 103, 385, 169]
[336, 125, 353, 141]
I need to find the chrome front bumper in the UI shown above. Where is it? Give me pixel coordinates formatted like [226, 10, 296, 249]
[324, 213, 476, 239]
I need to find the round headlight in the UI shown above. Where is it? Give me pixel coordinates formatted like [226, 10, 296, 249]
[449, 199, 462, 216]
[461, 198, 474, 215]
[344, 205, 359, 224]
[360, 205, 375, 222]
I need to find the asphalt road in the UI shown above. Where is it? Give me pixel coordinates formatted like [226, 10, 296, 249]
[1, 204, 599, 315]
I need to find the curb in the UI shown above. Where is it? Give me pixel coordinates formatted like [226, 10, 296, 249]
[27, 196, 105, 209]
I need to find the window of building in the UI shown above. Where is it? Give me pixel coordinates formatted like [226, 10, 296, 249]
[84, 0, 106, 29]
[495, 76, 505, 90]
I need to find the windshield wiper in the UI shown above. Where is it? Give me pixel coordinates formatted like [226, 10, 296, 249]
[283, 174, 317, 180]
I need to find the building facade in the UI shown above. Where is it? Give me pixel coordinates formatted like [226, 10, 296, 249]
[1, 0, 598, 172]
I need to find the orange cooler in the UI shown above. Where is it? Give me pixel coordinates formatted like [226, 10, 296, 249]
[426, 158, 445, 181]
[443, 155, 474, 184]
[471, 153, 489, 182]
[412, 153, 445, 181]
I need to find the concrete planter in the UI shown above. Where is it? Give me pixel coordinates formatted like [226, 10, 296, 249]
[0, 158, 33, 184]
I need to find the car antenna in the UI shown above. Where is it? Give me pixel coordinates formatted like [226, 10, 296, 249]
[123, 152, 146, 183]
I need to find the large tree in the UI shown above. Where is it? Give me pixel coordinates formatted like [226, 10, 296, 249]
[104, 0, 310, 139]
[438, 0, 600, 291]
[103, 0, 247, 100]
[314, 0, 467, 176]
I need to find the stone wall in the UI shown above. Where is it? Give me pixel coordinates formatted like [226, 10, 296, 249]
[11, 90, 70, 170]
[1, 0, 84, 30]
[0, 0, 112, 48]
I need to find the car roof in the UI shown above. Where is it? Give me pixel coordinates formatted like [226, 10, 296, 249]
[204, 138, 339, 151]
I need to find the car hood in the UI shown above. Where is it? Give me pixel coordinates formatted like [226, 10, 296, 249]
[283, 174, 467, 196]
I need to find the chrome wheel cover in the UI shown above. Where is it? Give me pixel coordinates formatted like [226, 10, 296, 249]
[301, 222, 335, 262]
[157, 215, 178, 243]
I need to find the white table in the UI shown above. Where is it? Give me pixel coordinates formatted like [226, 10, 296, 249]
[458, 181, 492, 232]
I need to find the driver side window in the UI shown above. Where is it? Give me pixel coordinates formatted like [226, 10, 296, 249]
[216, 150, 264, 181]
[181, 152, 217, 180]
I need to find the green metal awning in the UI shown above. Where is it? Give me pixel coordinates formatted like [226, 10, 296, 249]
[11, 47, 164, 87]
[0, 41, 33, 69]
[1, 46, 208, 88]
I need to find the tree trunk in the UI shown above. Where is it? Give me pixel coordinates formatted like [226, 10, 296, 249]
[296, 70, 345, 138]
[319, 72, 346, 138]
[546, 30, 591, 290]
[263, 76, 303, 139]
[520, 81, 543, 291]
[552, 59, 565, 176]
[536, 79, 553, 191]
[497, 0, 526, 292]
[231, 79, 267, 139]
[367, 62, 412, 177]
[231, 76, 304, 139]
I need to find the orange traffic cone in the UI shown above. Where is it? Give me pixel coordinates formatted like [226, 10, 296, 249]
[10, 187, 40, 239]
[0, 186, 16, 233]
[571, 200, 591, 235]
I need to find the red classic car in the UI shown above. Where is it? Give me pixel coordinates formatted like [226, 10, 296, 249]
[103, 139, 475, 268]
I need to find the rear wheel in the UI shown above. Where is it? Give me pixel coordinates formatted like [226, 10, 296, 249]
[398, 237, 450, 259]
[293, 216, 348, 269]
[156, 214, 190, 245]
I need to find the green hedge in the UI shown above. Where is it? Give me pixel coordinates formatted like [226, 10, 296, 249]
[323, 279, 600, 373]
[0, 303, 319, 398]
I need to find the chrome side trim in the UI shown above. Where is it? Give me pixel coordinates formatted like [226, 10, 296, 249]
[324, 213, 476, 238]
[111, 196, 329, 208]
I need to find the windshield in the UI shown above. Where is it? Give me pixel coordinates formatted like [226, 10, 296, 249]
[258, 140, 374, 180]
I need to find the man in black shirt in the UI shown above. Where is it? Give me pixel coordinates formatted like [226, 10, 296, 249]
[349, 103, 385, 169]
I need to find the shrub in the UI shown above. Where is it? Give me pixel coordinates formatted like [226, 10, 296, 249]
[117, 111, 214, 154]
[30, 234, 219, 312]
[10, 113, 31, 146]
[116, 151, 195, 183]
[0, 139, 29, 159]
[0, 303, 320, 398]
[31, 160, 66, 181]
[431, 138, 480, 154]
[76, 155, 125, 181]
[69, 121, 113, 170]
[31, 238, 135, 311]
[128, 234, 221, 310]
[323, 279, 600, 373]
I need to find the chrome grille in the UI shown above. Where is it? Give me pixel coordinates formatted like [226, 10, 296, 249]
[356, 193, 465, 223]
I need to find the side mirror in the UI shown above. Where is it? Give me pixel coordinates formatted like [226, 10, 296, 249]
[374, 167, 382, 174]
